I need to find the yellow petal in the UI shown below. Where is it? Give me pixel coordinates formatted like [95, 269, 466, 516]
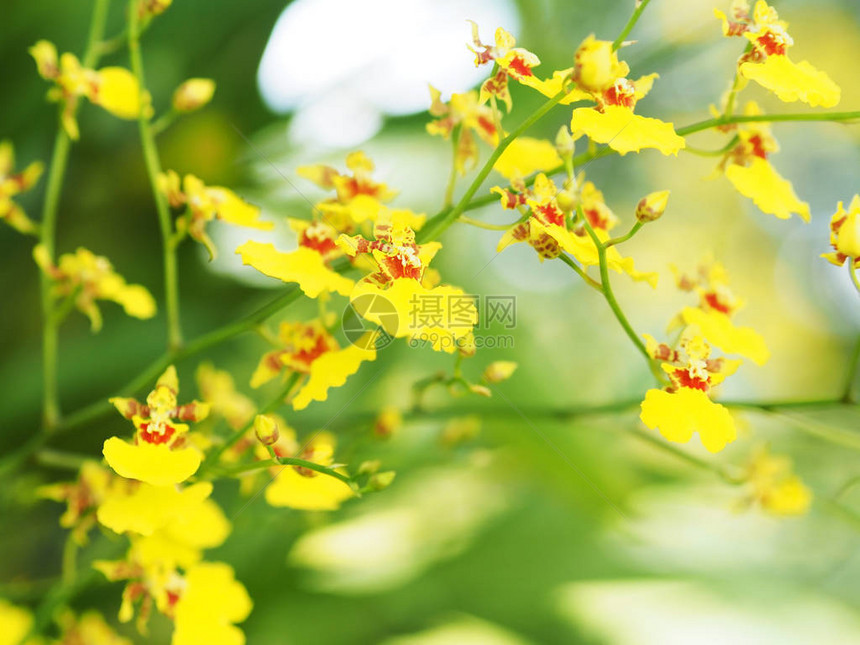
[570, 106, 685, 156]
[640, 388, 737, 453]
[97, 482, 212, 536]
[206, 187, 271, 230]
[236, 241, 354, 298]
[518, 68, 591, 105]
[265, 465, 354, 510]
[292, 344, 376, 411]
[725, 158, 810, 221]
[102, 437, 200, 485]
[93, 67, 146, 119]
[493, 137, 562, 180]
[740, 56, 840, 108]
[112, 283, 157, 319]
[0, 600, 33, 645]
[680, 306, 770, 365]
[173, 563, 252, 645]
[762, 477, 812, 515]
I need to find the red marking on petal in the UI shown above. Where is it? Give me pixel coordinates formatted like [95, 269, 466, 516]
[507, 55, 534, 78]
[603, 85, 635, 108]
[476, 115, 497, 139]
[300, 230, 338, 256]
[534, 203, 565, 227]
[584, 207, 610, 230]
[747, 134, 768, 160]
[726, 21, 748, 36]
[757, 32, 786, 56]
[673, 369, 709, 391]
[138, 422, 176, 445]
[704, 292, 732, 314]
[292, 335, 332, 369]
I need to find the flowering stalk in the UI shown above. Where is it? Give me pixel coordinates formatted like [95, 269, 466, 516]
[577, 206, 662, 382]
[38, 0, 112, 430]
[443, 124, 462, 208]
[212, 457, 353, 486]
[127, 0, 183, 351]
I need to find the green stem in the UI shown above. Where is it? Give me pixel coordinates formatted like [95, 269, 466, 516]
[682, 135, 740, 158]
[443, 125, 462, 208]
[558, 254, 602, 290]
[38, 0, 112, 432]
[677, 111, 860, 137]
[36, 449, 90, 471]
[418, 90, 567, 243]
[578, 206, 657, 378]
[213, 457, 353, 487]
[151, 109, 178, 136]
[722, 43, 752, 119]
[457, 215, 517, 231]
[613, 0, 652, 51]
[128, 1, 183, 351]
[61, 533, 77, 587]
[627, 427, 742, 484]
[769, 410, 860, 452]
[605, 220, 644, 247]
[849, 263, 860, 296]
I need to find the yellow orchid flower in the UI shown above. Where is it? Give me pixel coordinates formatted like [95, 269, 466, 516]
[640, 333, 740, 453]
[562, 36, 683, 156]
[715, 0, 840, 107]
[236, 218, 355, 298]
[104, 366, 210, 485]
[468, 22, 541, 90]
[670, 258, 769, 365]
[339, 211, 478, 353]
[742, 445, 812, 515]
[0, 140, 43, 235]
[172, 563, 252, 645]
[493, 137, 562, 180]
[264, 432, 355, 510]
[250, 320, 375, 410]
[158, 170, 272, 260]
[822, 195, 860, 268]
[38, 461, 115, 545]
[30, 40, 150, 140]
[718, 102, 810, 221]
[428, 86, 500, 175]
[33, 245, 156, 331]
[298, 151, 400, 232]
[495, 173, 657, 286]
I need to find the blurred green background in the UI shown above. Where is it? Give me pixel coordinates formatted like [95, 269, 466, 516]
[3, 0, 860, 643]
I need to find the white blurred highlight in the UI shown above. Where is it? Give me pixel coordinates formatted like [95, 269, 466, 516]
[257, 0, 519, 147]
